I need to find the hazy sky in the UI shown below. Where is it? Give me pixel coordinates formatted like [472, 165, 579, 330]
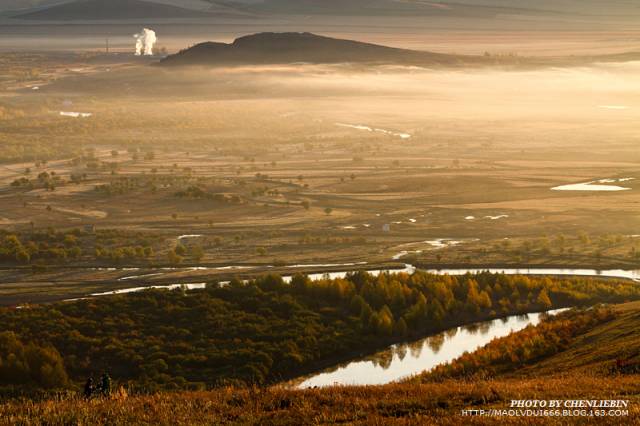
[4, 0, 640, 16]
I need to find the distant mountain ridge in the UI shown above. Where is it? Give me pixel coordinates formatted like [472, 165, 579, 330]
[210, 0, 532, 17]
[14, 0, 221, 20]
[7, 0, 640, 28]
[210, 0, 640, 17]
[160, 32, 473, 67]
[9, 0, 640, 18]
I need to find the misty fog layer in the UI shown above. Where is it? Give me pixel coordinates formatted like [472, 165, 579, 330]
[50, 61, 640, 125]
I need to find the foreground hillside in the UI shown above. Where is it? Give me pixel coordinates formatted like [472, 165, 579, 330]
[1, 375, 637, 425]
[512, 301, 640, 377]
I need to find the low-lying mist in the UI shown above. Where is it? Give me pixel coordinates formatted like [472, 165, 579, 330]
[46, 61, 640, 123]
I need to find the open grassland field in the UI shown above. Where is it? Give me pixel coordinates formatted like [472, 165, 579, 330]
[1, 51, 640, 304]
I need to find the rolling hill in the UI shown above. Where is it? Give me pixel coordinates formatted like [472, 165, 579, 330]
[211, 0, 640, 18]
[159, 32, 640, 69]
[9, 0, 640, 19]
[160, 32, 476, 67]
[0, 0, 64, 13]
[7, 0, 640, 31]
[218, 0, 574, 19]
[14, 0, 219, 20]
[7, 0, 640, 23]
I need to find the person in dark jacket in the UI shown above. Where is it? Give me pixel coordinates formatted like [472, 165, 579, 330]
[83, 377, 94, 399]
[100, 372, 111, 397]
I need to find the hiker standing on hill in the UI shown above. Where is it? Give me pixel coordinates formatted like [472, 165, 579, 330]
[100, 372, 111, 397]
[83, 377, 94, 399]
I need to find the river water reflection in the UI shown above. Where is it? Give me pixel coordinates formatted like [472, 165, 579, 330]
[296, 309, 565, 388]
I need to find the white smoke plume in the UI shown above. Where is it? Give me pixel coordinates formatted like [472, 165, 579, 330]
[133, 28, 157, 56]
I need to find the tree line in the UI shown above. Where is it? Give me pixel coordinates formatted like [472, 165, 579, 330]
[0, 228, 163, 265]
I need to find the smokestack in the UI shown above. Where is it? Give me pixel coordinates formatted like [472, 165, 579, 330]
[133, 28, 157, 56]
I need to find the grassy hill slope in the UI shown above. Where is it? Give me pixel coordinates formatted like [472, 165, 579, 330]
[413, 301, 640, 383]
[1, 375, 637, 424]
[517, 301, 640, 376]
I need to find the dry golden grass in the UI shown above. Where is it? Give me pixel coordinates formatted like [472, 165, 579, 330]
[1, 374, 638, 425]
